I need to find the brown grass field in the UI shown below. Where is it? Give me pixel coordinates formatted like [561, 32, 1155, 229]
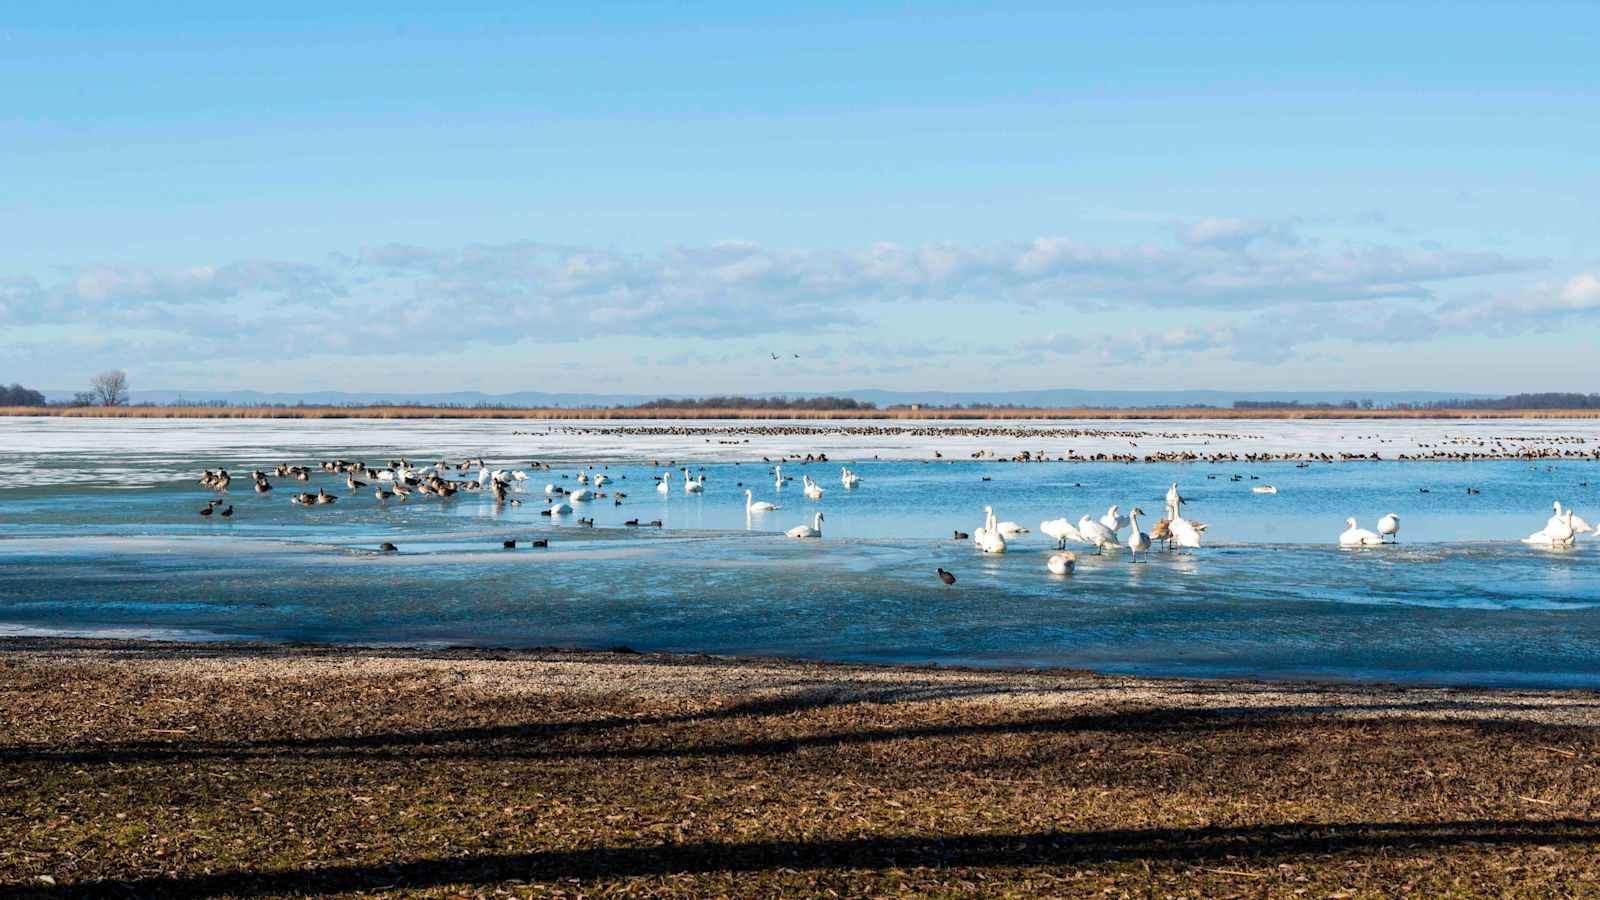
[6, 640, 1600, 897]
[4, 404, 1600, 420]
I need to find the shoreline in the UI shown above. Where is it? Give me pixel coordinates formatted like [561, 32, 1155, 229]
[6, 634, 1600, 720]
[7, 404, 1600, 420]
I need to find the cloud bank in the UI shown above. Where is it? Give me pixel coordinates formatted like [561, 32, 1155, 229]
[1, 222, 1585, 385]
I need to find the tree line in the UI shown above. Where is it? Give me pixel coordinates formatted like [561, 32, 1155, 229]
[628, 395, 878, 411]
[0, 383, 47, 406]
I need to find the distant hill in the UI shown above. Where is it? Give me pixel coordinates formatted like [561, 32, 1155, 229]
[38, 387, 1499, 409]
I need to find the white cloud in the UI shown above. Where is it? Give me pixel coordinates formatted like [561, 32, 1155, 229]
[0, 227, 1563, 379]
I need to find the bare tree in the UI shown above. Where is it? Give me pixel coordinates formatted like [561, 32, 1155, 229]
[90, 370, 130, 407]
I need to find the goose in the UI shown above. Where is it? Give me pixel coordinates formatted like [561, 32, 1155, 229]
[1046, 552, 1075, 575]
[745, 490, 780, 512]
[254, 478, 273, 494]
[1169, 516, 1204, 551]
[1340, 517, 1384, 546]
[1099, 505, 1129, 533]
[656, 472, 671, 494]
[786, 512, 824, 539]
[346, 474, 366, 490]
[374, 487, 394, 502]
[1126, 507, 1151, 563]
[1039, 517, 1081, 550]
[1377, 513, 1400, 543]
[316, 488, 338, 504]
[1077, 516, 1119, 553]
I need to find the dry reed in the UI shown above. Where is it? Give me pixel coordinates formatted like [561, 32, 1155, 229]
[3, 405, 1600, 421]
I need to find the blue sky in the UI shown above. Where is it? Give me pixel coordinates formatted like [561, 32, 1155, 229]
[3, 2, 1597, 395]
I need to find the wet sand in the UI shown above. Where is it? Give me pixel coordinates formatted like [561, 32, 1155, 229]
[5, 638, 1600, 895]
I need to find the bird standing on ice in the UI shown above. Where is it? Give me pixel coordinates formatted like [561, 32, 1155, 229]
[1340, 517, 1383, 546]
[1377, 513, 1400, 543]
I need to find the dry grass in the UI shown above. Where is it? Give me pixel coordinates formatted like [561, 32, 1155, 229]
[5, 641, 1600, 896]
[5, 404, 1600, 421]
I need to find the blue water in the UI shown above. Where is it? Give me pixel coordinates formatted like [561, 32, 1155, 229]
[2, 417, 1599, 687]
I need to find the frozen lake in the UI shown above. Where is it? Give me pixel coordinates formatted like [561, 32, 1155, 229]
[2, 416, 1599, 686]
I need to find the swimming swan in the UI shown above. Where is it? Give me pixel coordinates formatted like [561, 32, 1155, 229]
[787, 512, 824, 539]
[745, 489, 779, 512]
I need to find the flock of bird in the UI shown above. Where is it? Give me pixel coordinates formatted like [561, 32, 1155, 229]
[193, 456, 1598, 576]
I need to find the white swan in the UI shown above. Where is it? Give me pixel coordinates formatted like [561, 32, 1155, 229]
[1046, 552, 1075, 575]
[1165, 482, 1184, 519]
[684, 471, 704, 494]
[1526, 506, 1576, 547]
[1252, 485, 1278, 495]
[1039, 517, 1082, 550]
[1077, 515, 1119, 553]
[974, 506, 1007, 554]
[547, 500, 573, 515]
[569, 487, 596, 502]
[1099, 505, 1129, 533]
[1340, 517, 1383, 546]
[995, 519, 1029, 537]
[1377, 513, 1400, 543]
[774, 465, 784, 489]
[841, 467, 861, 488]
[593, 474, 609, 486]
[803, 475, 823, 500]
[544, 483, 558, 495]
[1127, 507, 1151, 563]
[1555, 502, 1593, 535]
[656, 471, 671, 494]
[1169, 516, 1203, 551]
[787, 511, 823, 539]
[745, 489, 779, 512]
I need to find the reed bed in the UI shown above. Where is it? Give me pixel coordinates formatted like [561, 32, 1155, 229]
[5, 404, 1600, 421]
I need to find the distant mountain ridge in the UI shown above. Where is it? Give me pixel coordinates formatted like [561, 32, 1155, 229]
[39, 387, 1499, 408]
